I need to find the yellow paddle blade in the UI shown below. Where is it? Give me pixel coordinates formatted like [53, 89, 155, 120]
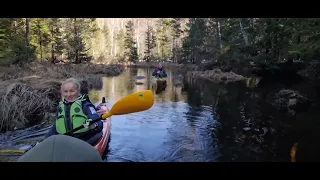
[290, 142, 298, 162]
[101, 90, 154, 119]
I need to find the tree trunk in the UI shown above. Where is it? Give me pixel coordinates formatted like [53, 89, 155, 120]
[239, 19, 249, 46]
[215, 19, 222, 58]
[25, 18, 30, 46]
[74, 18, 79, 63]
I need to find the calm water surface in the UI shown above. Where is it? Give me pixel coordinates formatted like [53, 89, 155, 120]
[89, 67, 320, 162]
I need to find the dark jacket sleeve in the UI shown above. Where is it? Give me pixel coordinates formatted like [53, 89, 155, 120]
[152, 69, 157, 76]
[82, 101, 100, 120]
[82, 101, 103, 131]
[45, 105, 59, 138]
[161, 70, 167, 77]
[46, 124, 57, 138]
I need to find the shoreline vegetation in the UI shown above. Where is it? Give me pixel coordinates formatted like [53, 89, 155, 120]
[121, 62, 247, 84]
[0, 62, 123, 133]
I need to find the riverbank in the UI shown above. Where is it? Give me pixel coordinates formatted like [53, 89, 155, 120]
[120, 62, 247, 84]
[121, 60, 320, 85]
[120, 62, 198, 72]
[122, 61, 317, 116]
[0, 62, 123, 133]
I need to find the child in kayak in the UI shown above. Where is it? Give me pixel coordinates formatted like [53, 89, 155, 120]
[45, 77, 103, 145]
[152, 63, 168, 78]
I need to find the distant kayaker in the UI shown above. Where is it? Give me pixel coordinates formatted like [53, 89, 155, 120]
[152, 63, 167, 78]
[45, 77, 103, 145]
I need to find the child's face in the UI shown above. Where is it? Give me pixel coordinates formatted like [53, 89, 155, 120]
[61, 82, 79, 102]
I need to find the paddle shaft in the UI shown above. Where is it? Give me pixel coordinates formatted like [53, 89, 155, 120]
[64, 115, 103, 136]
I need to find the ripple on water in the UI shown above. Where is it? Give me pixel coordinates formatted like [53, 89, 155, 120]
[160, 104, 220, 162]
[105, 101, 219, 162]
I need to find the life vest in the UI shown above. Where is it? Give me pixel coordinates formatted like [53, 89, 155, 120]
[56, 95, 89, 134]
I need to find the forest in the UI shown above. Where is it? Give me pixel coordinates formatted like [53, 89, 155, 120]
[1, 18, 317, 64]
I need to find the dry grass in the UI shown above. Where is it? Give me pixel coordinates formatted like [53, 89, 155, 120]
[79, 75, 103, 95]
[0, 62, 123, 81]
[0, 62, 123, 132]
[0, 81, 57, 132]
[186, 68, 247, 84]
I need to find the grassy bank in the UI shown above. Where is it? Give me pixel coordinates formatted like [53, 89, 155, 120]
[0, 62, 123, 132]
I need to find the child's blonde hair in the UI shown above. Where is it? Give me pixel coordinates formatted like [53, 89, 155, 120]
[60, 78, 81, 100]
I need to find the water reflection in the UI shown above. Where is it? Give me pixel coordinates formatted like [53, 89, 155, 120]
[91, 68, 188, 105]
[90, 67, 320, 162]
[89, 68, 217, 162]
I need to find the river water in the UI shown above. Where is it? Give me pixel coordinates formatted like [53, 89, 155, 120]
[88, 67, 320, 162]
[2, 67, 320, 162]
